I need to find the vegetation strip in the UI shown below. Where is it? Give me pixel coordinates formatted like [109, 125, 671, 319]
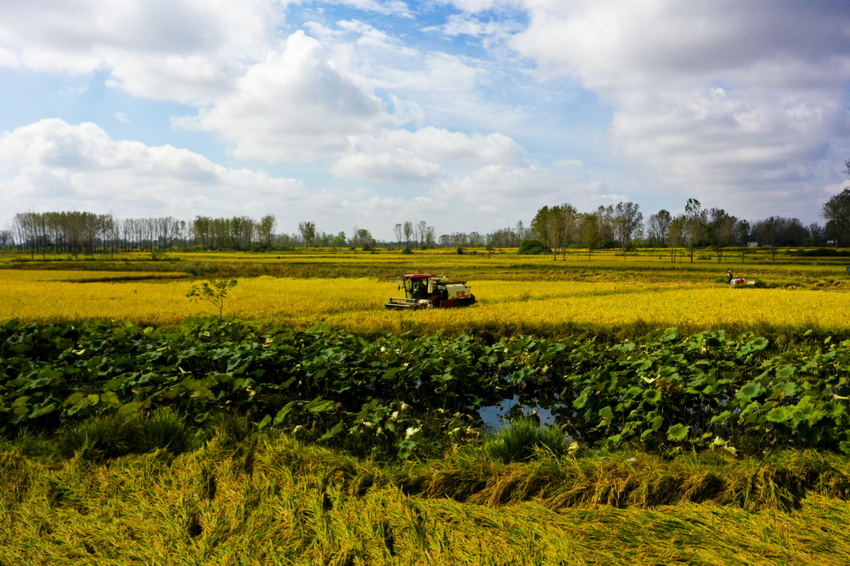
[3, 319, 850, 459]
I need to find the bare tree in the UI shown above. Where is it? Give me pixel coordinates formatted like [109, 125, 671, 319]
[403, 221, 414, 249]
[417, 220, 427, 249]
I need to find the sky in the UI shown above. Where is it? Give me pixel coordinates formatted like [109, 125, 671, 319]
[1, 0, 849, 240]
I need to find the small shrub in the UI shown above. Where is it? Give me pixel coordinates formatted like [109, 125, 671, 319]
[486, 417, 568, 464]
[201, 413, 253, 449]
[518, 239, 546, 255]
[58, 410, 189, 459]
[137, 409, 188, 453]
[58, 413, 137, 459]
[456, 246, 464, 255]
[401, 247, 413, 255]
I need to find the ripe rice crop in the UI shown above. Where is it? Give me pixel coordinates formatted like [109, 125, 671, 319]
[2, 269, 848, 336]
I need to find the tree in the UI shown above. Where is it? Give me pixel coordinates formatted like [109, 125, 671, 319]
[332, 231, 347, 248]
[553, 203, 578, 259]
[187, 276, 238, 322]
[807, 223, 827, 247]
[403, 221, 414, 249]
[647, 210, 672, 248]
[683, 198, 707, 263]
[416, 220, 428, 249]
[707, 208, 736, 264]
[823, 188, 850, 247]
[257, 215, 277, 251]
[298, 221, 316, 250]
[613, 202, 643, 260]
[356, 228, 374, 251]
[596, 205, 615, 245]
[393, 223, 403, 247]
[581, 213, 599, 260]
[668, 215, 686, 263]
[531, 206, 554, 259]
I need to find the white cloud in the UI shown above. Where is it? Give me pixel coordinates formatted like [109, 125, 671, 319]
[432, 162, 609, 219]
[331, 127, 525, 181]
[334, 0, 413, 18]
[0, 0, 282, 103]
[433, 0, 513, 14]
[386, 127, 524, 163]
[423, 12, 522, 40]
[332, 147, 441, 182]
[508, 0, 850, 212]
[0, 119, 304, 219]
[175, 31, 386, 162]
[115, 113, 130, 124]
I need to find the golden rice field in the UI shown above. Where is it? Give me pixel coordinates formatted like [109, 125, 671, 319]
[2, 265, 848, 336]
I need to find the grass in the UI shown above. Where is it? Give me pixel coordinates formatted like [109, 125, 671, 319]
[485, 417, 570, 463]
[3, 429, 850, 564]
[57, 409, 189, 460]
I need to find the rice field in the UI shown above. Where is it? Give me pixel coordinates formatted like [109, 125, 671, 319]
[4, 249, 850, 564]
[4, 433, 850, 566]
[1, 262, 848, 336]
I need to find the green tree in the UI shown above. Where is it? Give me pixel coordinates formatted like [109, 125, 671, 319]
[647, 209, 672, 248]
[683, 198, 707, 263]
[332, 231, 347, 248]
[187, 276, 238, 322]
[668, 215, 686, 263]
[531, 206, 554, 259]
[581, 213, 599, 260]
[257, 215, 277, 251]
[823, 188, 850, 247]
[707, 208, 736, 264]
[613, 201, 643, 260]
[298, 221, 316, 250]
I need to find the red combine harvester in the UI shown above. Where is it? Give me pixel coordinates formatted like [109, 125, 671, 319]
[385, 274, 476, 310]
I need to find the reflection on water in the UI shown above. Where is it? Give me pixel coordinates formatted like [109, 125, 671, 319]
[478, 396, 556, 431]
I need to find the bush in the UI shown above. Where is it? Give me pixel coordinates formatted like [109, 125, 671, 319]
[58, 409, 188, 459]
[518, 239, 546, 255]
[401, 247, 413, 255]
[486, 417, 569, 463]
[456, 246, 464, 255]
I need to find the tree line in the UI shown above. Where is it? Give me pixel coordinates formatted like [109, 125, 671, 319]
[526, 193, 846, 262]
[3, 185, 849, 257]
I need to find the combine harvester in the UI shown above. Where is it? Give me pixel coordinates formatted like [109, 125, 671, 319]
[385, 274, 476, 310]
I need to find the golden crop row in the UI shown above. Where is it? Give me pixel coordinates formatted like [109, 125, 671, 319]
[1, 270, 847, 334]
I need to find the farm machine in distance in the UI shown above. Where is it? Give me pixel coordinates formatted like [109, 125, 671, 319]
[385, 274, 476, 310]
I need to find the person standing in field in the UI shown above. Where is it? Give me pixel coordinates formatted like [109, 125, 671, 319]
[726, 270, 733, 283]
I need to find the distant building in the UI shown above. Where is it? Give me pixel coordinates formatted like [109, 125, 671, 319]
[827, 240, 836, 245]
[748, 242, 758, 247]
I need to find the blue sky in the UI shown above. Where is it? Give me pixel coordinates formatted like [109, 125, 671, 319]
[1, 0, 849, 239]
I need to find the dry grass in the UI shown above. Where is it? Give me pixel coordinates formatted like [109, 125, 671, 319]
[3, 435, 850, 565]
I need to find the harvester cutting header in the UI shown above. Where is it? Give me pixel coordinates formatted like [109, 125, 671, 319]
[385, 274, 476, 310]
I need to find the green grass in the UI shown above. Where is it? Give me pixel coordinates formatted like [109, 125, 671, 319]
[485, 417, 570, 463]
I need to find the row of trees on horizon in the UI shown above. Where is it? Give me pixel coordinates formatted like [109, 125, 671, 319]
[3, 188, 849, 258]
